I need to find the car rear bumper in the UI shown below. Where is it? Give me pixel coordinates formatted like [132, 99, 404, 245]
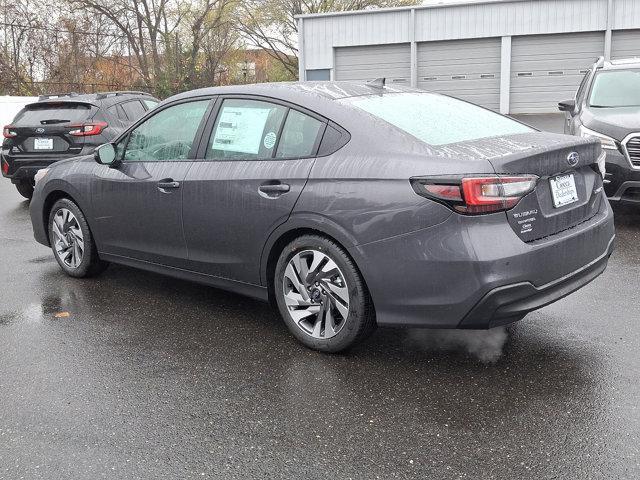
[603, 149, 640, 203]
[459, 235, 613, 328]
[2, 152, 80, 182]
[352, 194, 615, 329]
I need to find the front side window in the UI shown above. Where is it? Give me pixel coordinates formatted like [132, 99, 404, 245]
[275, 110, 324, 158]
[343, 93, 533, 146]
[207, 99, 287, 160]
[123, 100, 209, 162]
[589, 69, 640, 108]
[143, 99, 159, 110]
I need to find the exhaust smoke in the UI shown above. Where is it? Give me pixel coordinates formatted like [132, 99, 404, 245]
[407, 327, 509, 363]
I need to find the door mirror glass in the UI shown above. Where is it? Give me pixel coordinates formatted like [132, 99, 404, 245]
[95, 143, 117, 165]
[558, 99, 576, 113]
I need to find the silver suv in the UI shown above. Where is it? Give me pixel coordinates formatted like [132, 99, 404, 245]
[559, 57, 640, 204]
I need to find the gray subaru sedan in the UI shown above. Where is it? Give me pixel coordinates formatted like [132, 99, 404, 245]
[29, 82, 615, 352]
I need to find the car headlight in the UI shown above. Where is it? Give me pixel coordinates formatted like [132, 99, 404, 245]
[579, 125, 618, 150]
[34, 168, 49, 185]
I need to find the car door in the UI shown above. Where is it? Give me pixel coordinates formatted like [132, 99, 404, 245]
[91, 98, 213, 267]
[182, 97, 326, 284]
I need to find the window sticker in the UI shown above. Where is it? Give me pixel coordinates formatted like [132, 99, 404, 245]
[263, 131, 277, 149]
[212, 106, 271, 154]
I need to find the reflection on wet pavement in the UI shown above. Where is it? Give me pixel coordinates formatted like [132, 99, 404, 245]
[1, 182, 639, 479]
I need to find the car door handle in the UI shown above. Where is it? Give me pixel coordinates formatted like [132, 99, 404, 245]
[259, 183, 290, 195]
[157, 179, 180, 190]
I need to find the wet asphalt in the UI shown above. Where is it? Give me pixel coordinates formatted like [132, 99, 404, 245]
[1, 115, 640, 479]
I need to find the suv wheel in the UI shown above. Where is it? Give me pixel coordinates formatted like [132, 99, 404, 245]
[15, 180, 34, 199]
[274, 235, 376, 352]
[48, 198, 109, 278]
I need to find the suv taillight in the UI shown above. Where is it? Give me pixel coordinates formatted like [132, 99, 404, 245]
[69, 122, 108, 136]
[3, 125, 17, 138]
[411, 175, 538, 215]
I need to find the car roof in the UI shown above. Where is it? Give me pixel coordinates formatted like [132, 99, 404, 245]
[167, 81, 420, 103]
[598, 57, 640, 70]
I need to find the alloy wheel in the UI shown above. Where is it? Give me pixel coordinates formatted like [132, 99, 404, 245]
[52, 208, 85, 269]
[282, 249, 350, 339]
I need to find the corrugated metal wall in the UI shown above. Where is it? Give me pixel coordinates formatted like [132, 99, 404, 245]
[299, 0, 640, 113]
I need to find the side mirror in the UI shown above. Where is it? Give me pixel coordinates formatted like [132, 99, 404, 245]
[558, 99, 576, 113]
[94, 143, 117, 166]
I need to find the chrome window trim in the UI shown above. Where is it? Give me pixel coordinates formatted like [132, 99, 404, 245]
[621, 132, 640, 170]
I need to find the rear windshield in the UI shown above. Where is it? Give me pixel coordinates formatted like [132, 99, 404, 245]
[343, 92, 533, 146]
[589, 69, 640, 108]
[13, 103, 94, 126]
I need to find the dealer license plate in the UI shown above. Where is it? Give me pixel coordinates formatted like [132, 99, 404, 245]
[550, 173, 578, 208]
[34, 138, 54, 150]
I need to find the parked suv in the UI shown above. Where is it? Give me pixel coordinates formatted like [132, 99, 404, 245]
[2, 91, 159, 199]
[560, 57, 640, 203]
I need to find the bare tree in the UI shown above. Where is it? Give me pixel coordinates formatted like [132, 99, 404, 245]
[238, 0, 419, 78]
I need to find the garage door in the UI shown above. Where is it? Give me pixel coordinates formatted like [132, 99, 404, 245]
[334, 44, 410, 85]
[510, 32, 605, 114]
[417, 38, 501, 111]
[612, 30, 640, 59]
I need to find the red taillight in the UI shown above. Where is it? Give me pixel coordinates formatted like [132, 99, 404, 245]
[1, 158, 9, 175]
[411, 175, 538, 215]
[69, 122, 108, 136]
[3, 125, 17, 138]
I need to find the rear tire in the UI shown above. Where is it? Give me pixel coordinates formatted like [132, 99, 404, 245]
[274, 235, 376, 353]
[15, 180, 34, 199]
[48, 198, 109, 278]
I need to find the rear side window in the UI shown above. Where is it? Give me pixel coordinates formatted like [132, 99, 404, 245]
[143, 99, 159, 110]
[207, 99, 287, 160]
[344, 93, 533, 146]
[275, 110, 324, 158]
[121, 100, 146, 120]
[107, 104, 128, 121]
[13, 103, 94, 126]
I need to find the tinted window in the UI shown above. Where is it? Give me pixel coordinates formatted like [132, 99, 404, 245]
[207, 99, 287, 160]
[275, 110, 324, 158]
[121, 100, 146, 120]
[107, 104, 128, 121]
[123, 100, 209, 162]
[143, 99, 159, 110]
[589, 69, 640, 108]
[13, 103, 94, 126]
[344, 93, 533, 146]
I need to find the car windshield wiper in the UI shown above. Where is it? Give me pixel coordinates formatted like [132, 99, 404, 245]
[40, 119, 70, 124]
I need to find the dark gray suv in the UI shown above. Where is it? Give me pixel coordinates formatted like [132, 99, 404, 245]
[29, 82, 615, 352]
[2, 91, 159, 199]
[559, 57, 640, 203]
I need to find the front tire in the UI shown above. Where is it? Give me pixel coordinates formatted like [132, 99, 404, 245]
[48, 198, 108, 278]
[274, 235, 376, 353]
[15, 180, 34, 199]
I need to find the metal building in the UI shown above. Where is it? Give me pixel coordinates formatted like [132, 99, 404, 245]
[297, 0, 640, 114]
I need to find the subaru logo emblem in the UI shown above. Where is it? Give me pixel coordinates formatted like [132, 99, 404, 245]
[36, 128, 45, 134]
[567, 152, 579, 167]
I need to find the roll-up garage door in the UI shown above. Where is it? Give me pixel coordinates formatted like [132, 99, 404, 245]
[611, 30, 640, 59]
[510, 32, 605, 114]
[417, 38, 501, 111]
[334, 44, 410, 85]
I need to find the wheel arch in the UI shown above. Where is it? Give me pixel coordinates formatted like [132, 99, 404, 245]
[261, 218, 372, 312]
[41, 189, 83, 246]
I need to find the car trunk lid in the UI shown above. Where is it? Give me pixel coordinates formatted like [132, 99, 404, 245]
[439, 132, 605, 242]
